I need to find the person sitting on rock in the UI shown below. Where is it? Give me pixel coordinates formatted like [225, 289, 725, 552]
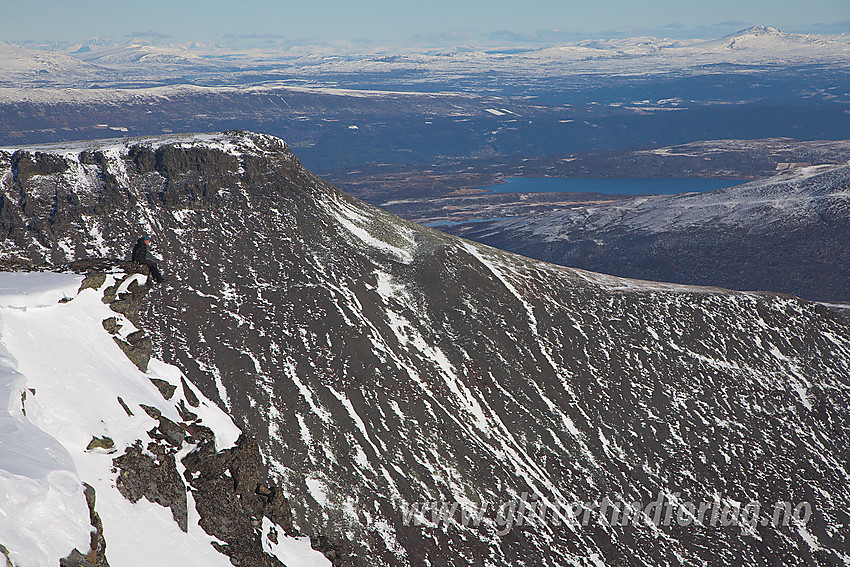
[132, 235, 167, 283]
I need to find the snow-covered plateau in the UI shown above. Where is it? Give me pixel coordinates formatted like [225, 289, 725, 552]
[1, 26, 848, 94]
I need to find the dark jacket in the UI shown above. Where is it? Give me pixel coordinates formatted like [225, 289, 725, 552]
[132, 238, 148, 263]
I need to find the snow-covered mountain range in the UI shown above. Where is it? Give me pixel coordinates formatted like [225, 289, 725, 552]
[2, 26, 849, 93]
[0, 131, 848, 566]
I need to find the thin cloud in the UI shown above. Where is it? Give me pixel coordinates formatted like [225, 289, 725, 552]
[803, 20, 850, 34]
[237, 33, 289, 40]
[714, 20, 752, 28]
[126, 31, 172, 39]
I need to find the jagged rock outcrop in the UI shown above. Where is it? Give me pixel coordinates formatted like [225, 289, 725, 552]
[60, 484, 109, 567]
[113, 330, 152, 372]
[114, 441, 189, 531]
[150, 377, 177, 399]
[73, 261, 156, 370]
[111, 400, 322, 565]
[182, 434, 302, 566]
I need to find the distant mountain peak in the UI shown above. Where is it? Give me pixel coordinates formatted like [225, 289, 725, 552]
[71, 37, 113, 54]
[729, 25, 783, 37]
[706, 25, 832, 50]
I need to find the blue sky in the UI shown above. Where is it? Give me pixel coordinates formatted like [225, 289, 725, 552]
[3, 0, 849, 47]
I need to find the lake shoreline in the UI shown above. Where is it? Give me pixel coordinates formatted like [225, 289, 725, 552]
[477, 176, 748, 195]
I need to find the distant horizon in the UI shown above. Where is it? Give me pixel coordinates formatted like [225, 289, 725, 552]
[2, 0, 848, 51]
[6, 23, 850, 54]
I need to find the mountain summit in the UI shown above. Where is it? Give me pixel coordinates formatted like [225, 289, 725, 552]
[1, 132, 848, 566]
[728, 26, 784, 37]
[707, 25, 832, 50]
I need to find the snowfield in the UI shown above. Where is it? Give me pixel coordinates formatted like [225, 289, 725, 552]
[0, 271, 330, 567]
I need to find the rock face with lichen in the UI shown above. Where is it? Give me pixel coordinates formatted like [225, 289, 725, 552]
[182, 434, 297, 566]
[1, 132, 849, 566]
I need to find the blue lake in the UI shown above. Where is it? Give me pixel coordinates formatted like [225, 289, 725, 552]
[424, 217, 513, 227]
[479, 177, 745, 195]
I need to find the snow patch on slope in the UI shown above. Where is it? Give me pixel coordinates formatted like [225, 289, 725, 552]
[325, 194, 416, 263]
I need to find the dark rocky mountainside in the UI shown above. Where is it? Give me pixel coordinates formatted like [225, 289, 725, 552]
[1, 132, 848, 566]
[443, 164, 850, 303]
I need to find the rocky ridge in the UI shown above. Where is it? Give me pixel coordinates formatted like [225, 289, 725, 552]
[91, 263, 341, 566]
[0, 132, 848, 566]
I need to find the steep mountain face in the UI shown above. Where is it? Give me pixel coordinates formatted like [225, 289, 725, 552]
[1, 132, 849, 566]
[446, 165, 850, 303]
